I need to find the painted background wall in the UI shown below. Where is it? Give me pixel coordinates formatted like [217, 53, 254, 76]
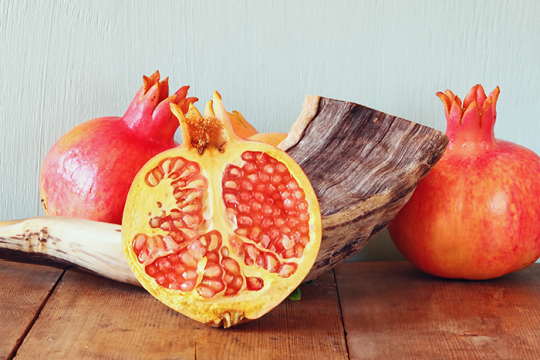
[1, 0, 539, 262]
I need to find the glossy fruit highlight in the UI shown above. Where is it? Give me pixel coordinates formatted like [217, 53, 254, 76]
[122, 92, 322, 327]
[388, 85, 540, 280]
[39, 72, 196, 224]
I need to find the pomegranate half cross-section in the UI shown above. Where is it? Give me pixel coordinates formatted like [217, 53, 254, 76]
[122, 92, 322, 327]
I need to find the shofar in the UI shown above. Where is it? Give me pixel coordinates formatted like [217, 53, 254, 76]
[0, 96, 448, 285]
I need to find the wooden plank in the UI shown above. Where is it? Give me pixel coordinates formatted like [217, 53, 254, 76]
[0, 260, 63, 360]
[15, 269, 348, 359]
[335, 261, 540, 360]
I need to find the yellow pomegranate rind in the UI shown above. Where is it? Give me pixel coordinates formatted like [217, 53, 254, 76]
[122, 93, 321, 327]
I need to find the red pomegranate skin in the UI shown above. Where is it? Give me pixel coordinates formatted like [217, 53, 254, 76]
[39, 72, 196, 225]
[388, 85, 540, 280]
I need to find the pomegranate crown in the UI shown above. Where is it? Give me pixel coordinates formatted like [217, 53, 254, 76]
[436, 85, 500, 147]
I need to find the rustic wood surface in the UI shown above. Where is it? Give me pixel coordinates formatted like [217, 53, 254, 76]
[335, 261, 540, 360]
[0, 260, 63, 360]
[7, 263, 346, 360]
[3, 260, 540, 359]
[284, 96, 449, 281]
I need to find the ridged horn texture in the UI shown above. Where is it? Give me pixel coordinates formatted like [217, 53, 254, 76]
[280, 96, 449, 281]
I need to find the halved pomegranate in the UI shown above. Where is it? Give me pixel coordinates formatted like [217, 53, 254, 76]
[122, 92, 322, 327]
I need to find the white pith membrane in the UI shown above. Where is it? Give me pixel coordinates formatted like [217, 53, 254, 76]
[122, 94, 321, 327]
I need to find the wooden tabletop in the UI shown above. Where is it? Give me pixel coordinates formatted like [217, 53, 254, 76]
[1, 260, 540, 360]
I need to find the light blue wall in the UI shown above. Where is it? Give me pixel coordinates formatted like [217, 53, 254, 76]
[1, 0, 539, 261]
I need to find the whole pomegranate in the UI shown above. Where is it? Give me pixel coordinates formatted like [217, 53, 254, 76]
[388, 85, 540, 280]
[39, 72, 197, 224]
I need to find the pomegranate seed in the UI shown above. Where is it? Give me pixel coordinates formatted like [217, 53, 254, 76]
[182, 204, 200, 213]
[169, 172, 182, 180]
[298, 200, 308, 211]
[208, 232, 222, 251]
[251, 201, 262, 212]
[283, 247, 295, 259]
[180, 164, 199, 179]
[224, 193, 239, 206]
[287, 217, 299, 228]
[235, 227, 249, 237]
[182, 269, 198, 280]
[261, 218, 273, 230]
[224, 181, 237, 189]
[247, 173, 258, 182]
[197, 284, 216, 298]
[232, 275, 244, 290]
[263, 164, 275, 174]
[254, 192, 266, 202]
[169, 253, 180, 263]
[221, 247, 229, 257]
[181, 252, 198, 268]
[260, 235, 271, 248]
[146, 264, 157, 277]
[168, 272, 179, 284]
[294, 190, 305, 199]
[283, 198, 296, 210]
[238, 203, 250, 214]
[203, 279, 225, 293]
[295, 244, 305, 258]
[149, 217, 160, 228]
[187, 240, 206, 259]
[241, 180, 253, 191]
[157, 258, 172, 272]
[170, 157, 186, 172]
[249, 227, 262, 241]
[133, 234, 147, 253]
[238, 191, 251, 202]
[255, 184, 266, 192]
[246, 277, 264, 291]
[206, 251, 220, 263]
[242, 152, 254, 161]
[253, 213, 265, 225]
[298, 211, 310, 222]
[160, 222, 171, 231]
[204, 263, 223, 278]
[287, 180, 299, 190]
[222, 258, 241, 275]
[238, 216, 253, 227]
[180, 279, 196, 292]
[300, 235, 310, 246]
[169, 283, 182, 290]
[268, 227, 280, 240]
[223, 273, 235, 284]
[271, 174, 282, 184]
[274, 217, 286, 227]
[160, 158, 173, 174]
[174, 263, 186, 274]
[228, 166, 242, 178]
[156, 275, 167, 286]
[282, 226, 291, 236]
[225, 288, 238, 296]
[262, 204, 273, 216]
[256, 254, 266, 268]
[266, 253, 279, 273]
[282, 235, 295, 250]
[244, 162, 256, 172]
[279, 263, 297, 278]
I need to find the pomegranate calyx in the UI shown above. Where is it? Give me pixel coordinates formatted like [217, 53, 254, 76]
[123, 72, 197, 143]
[171, 91, 241, 155]
[437, 85, 500, 152]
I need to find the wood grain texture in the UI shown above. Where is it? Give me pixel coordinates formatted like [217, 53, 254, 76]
[15, 268, 347, 360]
[0, 260, 63, 360]
[284, 97, 448, 280]
[335, 261, 540, 360]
